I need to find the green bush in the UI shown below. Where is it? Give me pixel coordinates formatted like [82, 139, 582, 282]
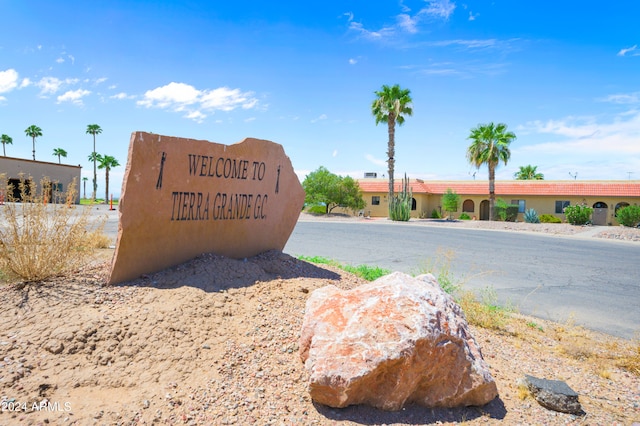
[459, 213, 471, 220]
[540, 214, 562, 223]
[306, 204, 326, 215]
[524, 208, 540, 223]
[431, 209, 441, 219]
[616, 205, 640, 227]
[495, 198, 519, 222]
[564, 204, 593, 225]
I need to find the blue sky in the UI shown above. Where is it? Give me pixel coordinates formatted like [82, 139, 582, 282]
[1, 1, 639, 197]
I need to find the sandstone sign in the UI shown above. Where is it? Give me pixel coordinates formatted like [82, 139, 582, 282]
[108, 132, 305, 284]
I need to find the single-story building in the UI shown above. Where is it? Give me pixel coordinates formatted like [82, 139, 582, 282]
[0, 156, 82, 204]
[349, 178, 640, 226]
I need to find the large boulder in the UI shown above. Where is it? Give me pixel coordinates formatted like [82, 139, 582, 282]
[299, 272, 498, 411]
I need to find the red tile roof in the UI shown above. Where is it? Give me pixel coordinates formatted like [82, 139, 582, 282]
[357, 179, 640, 197]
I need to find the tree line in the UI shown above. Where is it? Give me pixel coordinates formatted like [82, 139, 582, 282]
[1, 124, 120, 203]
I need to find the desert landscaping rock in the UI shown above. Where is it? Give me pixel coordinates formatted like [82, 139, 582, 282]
[299, 272, 498, 410]
[523, 374, 583, 415]
[109, 132, 305, 284]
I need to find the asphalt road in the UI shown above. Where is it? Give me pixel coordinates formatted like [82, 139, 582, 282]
[283, 220, 640, 339]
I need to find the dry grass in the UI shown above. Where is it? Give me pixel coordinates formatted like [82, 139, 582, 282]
[0, 175, 105, 284]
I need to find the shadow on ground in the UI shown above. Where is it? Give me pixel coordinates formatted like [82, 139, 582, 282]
[118, 250, 341, 292]
[313, 397, 507, 424]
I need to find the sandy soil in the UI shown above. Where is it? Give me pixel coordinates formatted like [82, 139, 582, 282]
[1, 218, 639, 425]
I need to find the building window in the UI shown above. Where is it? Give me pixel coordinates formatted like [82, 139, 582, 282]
[411, 198, 417, 211]
[372, 196, 380, 206]
[555, 200, 570, 214]
[615, 202, 630, 217]
[511, 199, 526, 213]
[462, 199, 475, 212]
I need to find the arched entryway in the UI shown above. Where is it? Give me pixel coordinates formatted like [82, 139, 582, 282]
[592, 201, 608, 225]
[479, 200, 490, 221]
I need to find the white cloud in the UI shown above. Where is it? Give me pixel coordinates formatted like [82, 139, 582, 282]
[349, 58, 357, 65]
[397, 13, 419, 34]
[57, 89, 91, 105]
[617, 45, 638, 57]
[110, 92, 133, 100]
[310, 114, 327, 123]
[20, 78, 31, 88]
[347, 0, 455, 42]
[0, 69, 19, 93]
[468, 11, 479, 21]
[36, 77, 62, 94]
[137, 82, 258, 122]
[35, 77, 79, 95]
[56, 57, 64, 64]
[244, 117, 256, 123]
[95, 77, 108, 85]
[601, 92, 640, 104]
[517, 110, 640, 155]
[332, 150, 338, 157]
[422, 0, 456, 20]
[365, 154, 387, 167]
[185, 110, 206, 123]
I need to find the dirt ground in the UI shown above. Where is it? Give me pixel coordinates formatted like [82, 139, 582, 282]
[0, 219, 639, 425]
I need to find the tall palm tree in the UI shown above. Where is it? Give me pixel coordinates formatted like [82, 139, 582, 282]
[87, 152, 101, 199]
[1, 134, 12, 156]
[514, 164, 544, 180]
[82, 177, 88, 199]
[52, 148, 67, 164]
[98, 154, 120, 203]
[24, 125, 43, 160]
[86, 124, 102, 201]
[371, 84, 413, 208]
[466, 122, 516, 221]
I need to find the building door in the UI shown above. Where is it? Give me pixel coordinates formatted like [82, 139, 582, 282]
[480, 200, 490, 221]
[592, 202, 608, 226]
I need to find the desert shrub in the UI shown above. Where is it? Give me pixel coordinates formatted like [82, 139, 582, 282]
[0, 175, 105, 283]
[459, 213, 471, 220]
[564, 204, 593, 225]
[495, 198, 519, 222]
[524, 208, 540, 223]
[431, 209, 441, 219]
[616, 205, 640, 227]
[458, 287, 510, 331]
[540, 214, 561, 223]
[305, 204, 326, 215]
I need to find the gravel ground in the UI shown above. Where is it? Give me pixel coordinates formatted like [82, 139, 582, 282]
[0, 219, 639, 425]
[299, 213, 640, 241]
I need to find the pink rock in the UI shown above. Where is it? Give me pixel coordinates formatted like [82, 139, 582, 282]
[299, 272, 498, 410]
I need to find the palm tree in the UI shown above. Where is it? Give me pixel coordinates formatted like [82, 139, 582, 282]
[98, 154, 120, 203]
[24, 125, 43, 160]
[86, 124, 102, 201]
[52, 148, 67, 164]
[466, 122, 516, 221]
[514, 164, 544, 180]
[371, 84, 413, 208]
[82, 177, 88, 199]
[1, 134, 12, 156]
[87, 152, 101, 199]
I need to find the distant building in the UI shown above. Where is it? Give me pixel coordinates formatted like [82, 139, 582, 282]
[0, 156, 82, 204]
[350, 178, 640, 226]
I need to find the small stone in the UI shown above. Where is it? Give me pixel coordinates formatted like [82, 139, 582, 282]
[523, 374, 583, 415]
